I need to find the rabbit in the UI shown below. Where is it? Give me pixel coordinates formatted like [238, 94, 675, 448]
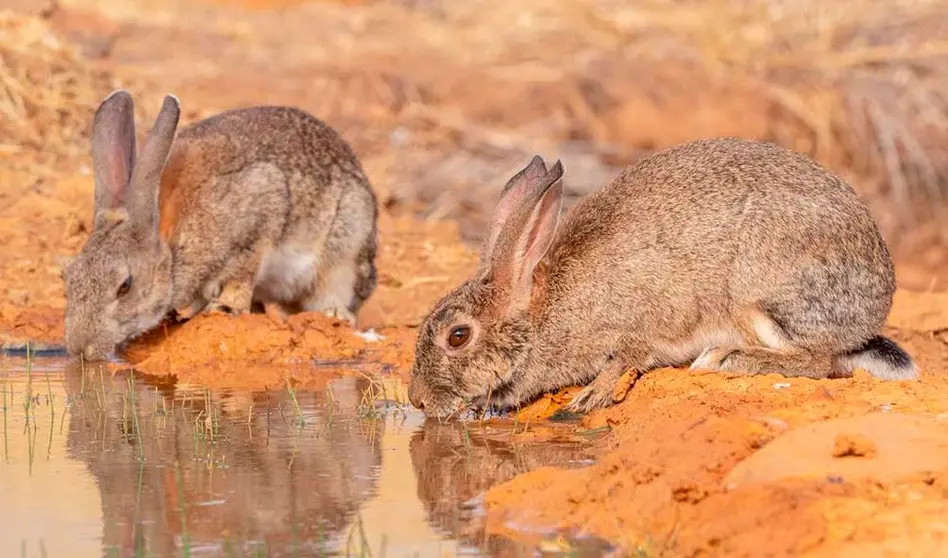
[63, 90, 378, 360]
[407, 138, 918, 418]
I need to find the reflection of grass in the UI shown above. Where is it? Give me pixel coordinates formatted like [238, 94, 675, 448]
[6, 362, 456, 557]
[23, 344, 32, 418]
[174, 460, 191, 558]
[190, 388, 223, 459]
[45, 367, 54, 460]
[344, 512, 373, 558]
[326, 383, 336, 431]
[24, 347, 37, 475]
[19, 538, 49, 558]
[128, 374, 144, 462]
[286, 378, 305, 428]
[2, 354, 8, 462]
[133, 460, 146, 557]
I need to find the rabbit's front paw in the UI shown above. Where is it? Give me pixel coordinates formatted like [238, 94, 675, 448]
[566, 366, 637, 414]
[566, 382, 614, 413]
[173, 302, 204, 322]
[210, 281, 254, 316]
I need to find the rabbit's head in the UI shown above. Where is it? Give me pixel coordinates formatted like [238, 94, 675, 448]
[63, 91, 180, 360]
[409, 156, 564, 418]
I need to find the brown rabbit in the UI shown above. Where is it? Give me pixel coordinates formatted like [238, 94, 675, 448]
[408, 138, 918, 418]
[63, 91, 378, 360]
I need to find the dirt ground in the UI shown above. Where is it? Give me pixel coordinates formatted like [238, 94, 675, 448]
[2, 1, 948, 556]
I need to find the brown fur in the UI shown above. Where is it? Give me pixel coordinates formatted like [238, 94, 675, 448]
[408, 139, 918, 419]
[63, 91, 378, 360]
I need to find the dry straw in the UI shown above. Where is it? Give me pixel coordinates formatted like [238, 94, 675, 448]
[0, 12, 113, 166]
[2, 1, 946, 238]
[586, 0, 948, 227]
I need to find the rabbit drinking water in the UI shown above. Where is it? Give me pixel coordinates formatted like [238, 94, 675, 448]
[63, 91, 378, 360]
[408, 138, 917, 418]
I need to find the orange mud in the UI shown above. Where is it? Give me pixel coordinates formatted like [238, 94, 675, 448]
[485, 329, 948, 556]
[2, 2, 948, 556]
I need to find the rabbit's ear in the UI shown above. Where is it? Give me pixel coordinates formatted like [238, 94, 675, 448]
[128, 95, 180, 238]
[488, 160, 564, 309]
[91, 90, 137, 216]
[482, 155, 549, 261]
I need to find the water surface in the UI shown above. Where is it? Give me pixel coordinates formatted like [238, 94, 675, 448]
[0, 357, 608, 557]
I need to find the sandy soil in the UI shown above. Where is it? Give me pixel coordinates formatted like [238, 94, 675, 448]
[2, 1, 948, 556]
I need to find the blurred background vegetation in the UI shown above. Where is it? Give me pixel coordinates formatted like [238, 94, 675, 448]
[2, 0, 946, 287]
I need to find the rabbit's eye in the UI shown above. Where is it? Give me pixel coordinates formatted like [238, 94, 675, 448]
[447, 325, 471, 349]
[117, 276, 133, 297]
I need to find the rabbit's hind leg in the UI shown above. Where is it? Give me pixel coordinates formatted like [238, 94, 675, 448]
[300, 232, 376, 326]
[689, 307, 834, 379]
[301, 261, 359, 325]
[690, 345, 834, 379]
[298, 185, 378, 326]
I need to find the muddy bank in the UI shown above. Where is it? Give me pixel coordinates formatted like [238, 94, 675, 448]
[484, 328, 948, 556]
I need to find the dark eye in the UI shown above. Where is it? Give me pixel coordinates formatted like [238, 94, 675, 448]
[117, 275, 133, 297]
[447, 325, 471, 349]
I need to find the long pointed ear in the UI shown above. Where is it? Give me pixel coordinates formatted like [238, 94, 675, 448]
[127, 94, 180, 237]
[487, 160, 564, 308]
[481, 155, 549, 262]
[91, 90, 136, 216]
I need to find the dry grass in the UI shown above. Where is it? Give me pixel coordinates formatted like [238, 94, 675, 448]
[2, 0, 947, 249]
[0, 12, 119, 168]
[581, 0, 948, 225]
[330, 0, 948, 240]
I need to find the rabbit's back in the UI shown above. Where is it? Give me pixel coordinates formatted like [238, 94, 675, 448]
[175, 106, 366, 183]
[158, 107, 369, 240]
[537, 138, 893, 370]
[553, 138, 882, 271]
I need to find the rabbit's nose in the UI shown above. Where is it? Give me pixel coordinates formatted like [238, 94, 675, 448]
[407, 379, 426, 410]
[408, 387, 425, 410]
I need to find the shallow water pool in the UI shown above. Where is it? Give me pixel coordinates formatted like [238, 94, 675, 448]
[0, 356, 609, 557]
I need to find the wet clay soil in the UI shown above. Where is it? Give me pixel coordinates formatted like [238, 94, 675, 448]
[2, 1, 948, 556]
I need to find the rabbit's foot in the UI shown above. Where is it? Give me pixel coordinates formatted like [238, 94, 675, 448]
[302, 262, 360, 326]
[690, 346, 748, 377]
[205, 301, 242, 316]
[173, 301, 205, 322]
[211, 281, 254, 315]
[690, 345, 831, 379]
[320, 306, 357, 326]
[566, 363, 637, 413]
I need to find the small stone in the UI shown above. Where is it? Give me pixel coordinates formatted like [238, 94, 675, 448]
[832, 433, 877, 458]
[354, 328, 385, 342]
[7, 290, 28, 305]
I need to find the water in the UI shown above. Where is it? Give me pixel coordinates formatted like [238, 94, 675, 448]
[0, 357, 610, 557]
